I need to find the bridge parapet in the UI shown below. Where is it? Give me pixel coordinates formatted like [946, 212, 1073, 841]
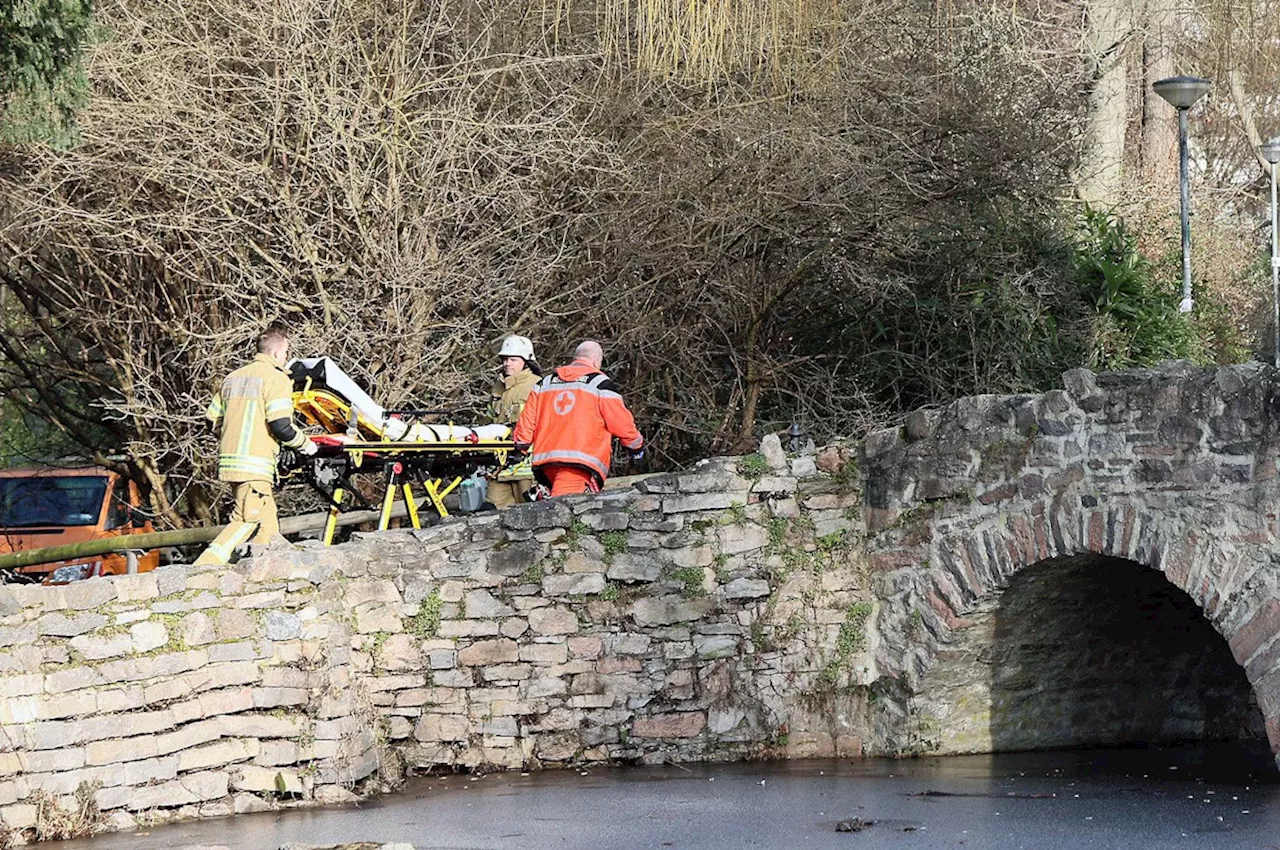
[2, 361, 1280, 839]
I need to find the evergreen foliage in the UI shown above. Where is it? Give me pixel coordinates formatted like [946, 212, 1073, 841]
[0, 0, 92, 146]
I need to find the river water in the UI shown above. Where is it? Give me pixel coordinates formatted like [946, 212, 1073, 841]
[60, 742, 1280, 849]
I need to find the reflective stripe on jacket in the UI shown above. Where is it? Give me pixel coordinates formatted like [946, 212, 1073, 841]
[206, 353, 305, 483]
[512, 360, 643, 484]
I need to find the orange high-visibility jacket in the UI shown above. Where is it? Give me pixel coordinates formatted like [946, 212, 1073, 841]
[513, 360, 644, 485]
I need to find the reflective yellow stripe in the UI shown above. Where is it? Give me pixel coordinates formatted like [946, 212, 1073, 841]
[235, 399, 257, 459]
[206, 396, 225, 420]
[195, 521, 258, 565]
[218, 455, 276, 476]
[265, 398, 293, 418]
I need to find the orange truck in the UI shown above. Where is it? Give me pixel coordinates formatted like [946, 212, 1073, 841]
[0, 466, 159, 584]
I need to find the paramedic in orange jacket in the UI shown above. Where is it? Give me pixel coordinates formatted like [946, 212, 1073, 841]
[512, 340, 645, 497]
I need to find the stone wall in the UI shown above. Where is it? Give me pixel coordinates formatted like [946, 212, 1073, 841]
[0, 448, 876, 842]
[0, 558, 380, 841]
[6, 360, 1280, 841]
[863, 362, 1280, 758]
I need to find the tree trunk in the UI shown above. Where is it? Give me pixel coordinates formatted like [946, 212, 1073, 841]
[1078, 0, 1133, 205]
[1139, 0, 1177, 186]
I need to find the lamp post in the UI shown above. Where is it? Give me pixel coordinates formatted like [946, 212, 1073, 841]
[1153, 75, 1212, 313]
[1261, 137, 1280, 367]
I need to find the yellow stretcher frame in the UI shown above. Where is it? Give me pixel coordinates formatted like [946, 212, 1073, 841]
[291, 386, 515, 544]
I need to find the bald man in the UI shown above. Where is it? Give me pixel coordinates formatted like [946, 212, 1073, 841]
[512, 341, 645, 497]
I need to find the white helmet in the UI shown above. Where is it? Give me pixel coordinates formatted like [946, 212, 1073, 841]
[497, 335, 535, 362]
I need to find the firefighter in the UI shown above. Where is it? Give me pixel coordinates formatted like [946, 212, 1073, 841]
[194, 325, 316, 565]
[488, 335, 541, 509]
[512, 340, 644, 497]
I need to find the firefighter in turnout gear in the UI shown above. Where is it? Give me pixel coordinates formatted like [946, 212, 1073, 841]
[488, 335, 540, 509]
[512, 340, 644, 497]
[194, 325, 316, 565]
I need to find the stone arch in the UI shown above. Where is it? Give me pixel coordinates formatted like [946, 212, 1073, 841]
[884, 493, 1280, 761]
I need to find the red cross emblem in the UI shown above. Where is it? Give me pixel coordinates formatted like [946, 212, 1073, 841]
[553, 391, 575, 416]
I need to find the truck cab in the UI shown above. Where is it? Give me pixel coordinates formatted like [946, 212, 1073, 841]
[0, 467, 159, 583]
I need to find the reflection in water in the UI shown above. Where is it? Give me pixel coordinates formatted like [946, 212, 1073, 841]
[60, 742, 1280, 850]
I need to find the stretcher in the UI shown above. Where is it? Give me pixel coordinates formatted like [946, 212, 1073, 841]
[287, 358, 518, 543]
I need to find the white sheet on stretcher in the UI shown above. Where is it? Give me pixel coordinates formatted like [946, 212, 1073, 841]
[292, 357, 511, 443]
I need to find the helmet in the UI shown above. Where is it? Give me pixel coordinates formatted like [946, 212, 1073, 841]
[497, 335, 535, 362]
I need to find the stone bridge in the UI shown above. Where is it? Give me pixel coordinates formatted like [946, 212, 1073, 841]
[0, 360, 1278, 838]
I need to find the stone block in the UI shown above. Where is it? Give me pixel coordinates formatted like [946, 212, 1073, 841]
[724, 578, 770, 600]
[694, 635, 738, 659]
[19, 748, 85, 774]
[232, 792, 272, 813]
[122, 755, 179, 786]
[663, 493, 737, 513]
[562, 552, 606, 574]
[264, 611, 302, 640]
[482, 663, 532, 682]
[0, 624, 36, 649]
[181, 612, 218, 646]
[376, 633, 422, 671]
[355, 602, 403, 634]
[751, 476, 797, 494]
[607, 633, 652, 655]
[233, 765, 303, 794]
[178, 739, 259, 771]
[156, 564, 188, 596]
[457, 639, 519, 666]
[632, 711, 706, 738]
[182, 769, 232, 801]
[87, 735, 160, 765]
[346, 578, 402, 607]
[500, 500, 572, 532]
[217, 713, 306, 739]
[427, 648, 457, 669]
[568, 636, 603, 658]
[528, 607, 579, 636]
[487, 540, 548, 577]
[606, 556, 661, 583]
[131, 620, 169, 653]
[464, 589, 515, 618]
[519, 643, 568, 664]
[630, 595, 712, 626]
[126, 779, 200, 811]
[500, 618, 529, 639]
[542, 573, 607, 596]
[62, 579, 116, 610]
[254, 740, 303, 766]
[214, 610, 258, 642]
[1, 803, 36, 829]
[114, 572, 160, 602]
[69, 631, 133, 661]
[721, 523, 773, 556]
[37, 611, 107, 637]
[667, 546, 714, 569]
[528, 676, 567, 698]
[155, 719, 223, 754]
[414, 714, 469, 742]
[582, 511, 630, 531]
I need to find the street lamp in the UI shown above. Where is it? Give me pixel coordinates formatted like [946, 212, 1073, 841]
[1153, 75, 1212, 313]
[1260, 137, 1280, 367]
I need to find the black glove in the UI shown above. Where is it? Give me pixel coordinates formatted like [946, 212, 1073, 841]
[509, 445, 530, 465]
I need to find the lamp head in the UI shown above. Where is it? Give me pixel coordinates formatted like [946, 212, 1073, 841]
[1262, 137, 1280, 165]
[1153, 75, 1211, 110]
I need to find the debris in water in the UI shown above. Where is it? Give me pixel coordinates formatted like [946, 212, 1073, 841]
[911, 790, 1055, 799]
[836, 818, 874, 833]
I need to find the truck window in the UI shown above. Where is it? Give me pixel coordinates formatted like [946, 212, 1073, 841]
[104, 487, 133, 530]
[0, 476, 109, 528]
